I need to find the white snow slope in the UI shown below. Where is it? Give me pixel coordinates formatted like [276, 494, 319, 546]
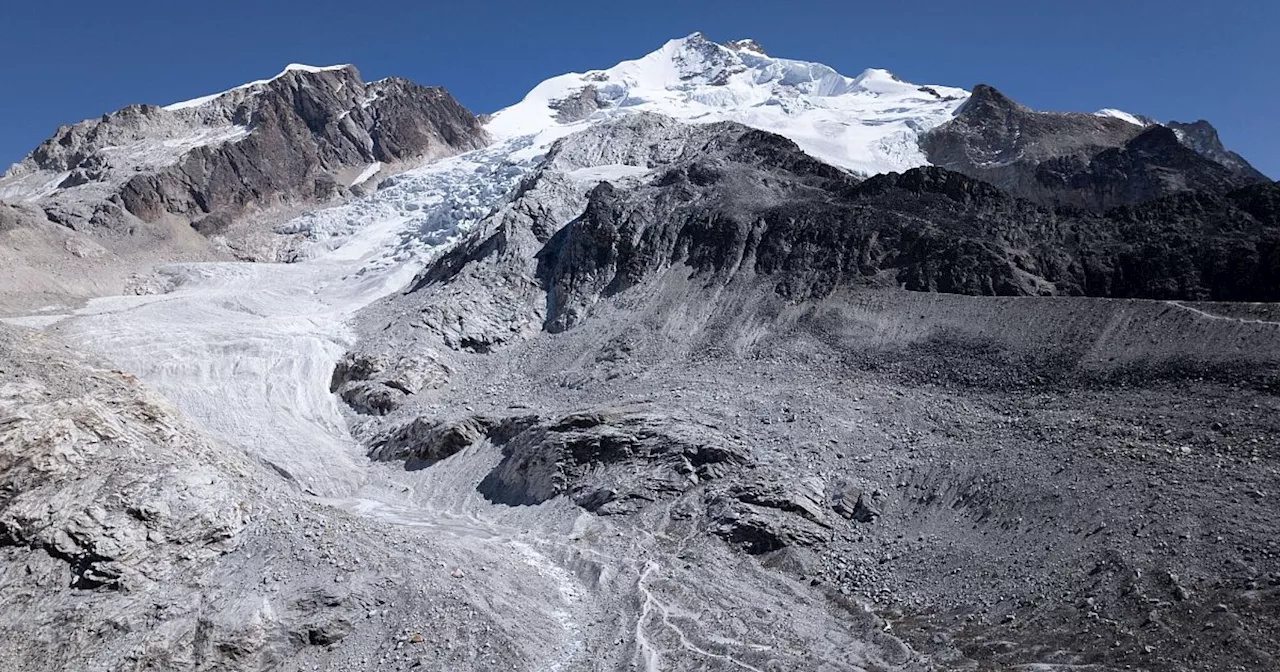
[487, 32, 971, 175]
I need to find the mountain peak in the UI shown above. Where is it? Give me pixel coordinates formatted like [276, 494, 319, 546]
[1168, 119, 1271, 181]
[484, 35, 971, 176]
[163, 63, 356, 111]
[955, 84, 1030, 117]
[723, 38, 767, 55]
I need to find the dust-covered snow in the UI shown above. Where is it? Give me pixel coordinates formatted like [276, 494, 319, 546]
[39, 141, 532, 497]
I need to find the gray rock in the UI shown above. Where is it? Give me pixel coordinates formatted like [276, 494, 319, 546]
[705, 476, 833, 553]
[550, 86, 606, 123]
[476, 407, 752, 514]
[832, 482, 885, 523]
[368, 415, 497, 468]
[921, 84, 1269, 209]
[2, 65, 489, 248]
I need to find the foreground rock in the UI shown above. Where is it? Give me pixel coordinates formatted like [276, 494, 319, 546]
[0, 325, 594, 672]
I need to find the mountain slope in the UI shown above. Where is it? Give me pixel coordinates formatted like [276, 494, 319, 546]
[338, 117, 1280, 672]
[1, 64, 487, 253]
[1, 33, 1278, 672]
[921, 84, 1271, 209]
[383, 115, 1280, 358]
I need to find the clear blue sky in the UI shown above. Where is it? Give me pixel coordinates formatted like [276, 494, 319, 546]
[2, 0, 1276, 177]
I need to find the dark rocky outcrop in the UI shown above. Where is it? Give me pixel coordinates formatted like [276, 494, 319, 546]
[368, 415, 503, 469]
[533, 124, 1280, 332]
[1033, 125, 1265, 211]
[477, 408, 752, 515]
[705, 476, 833, 553]
[1167, 119, 1271, 183]
[550, 85, 606, 123]
[329, 350, 451, 416]
[921, 84, 1268, 209]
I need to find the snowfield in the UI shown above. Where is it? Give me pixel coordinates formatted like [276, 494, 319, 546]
[487, 32, 971, 175]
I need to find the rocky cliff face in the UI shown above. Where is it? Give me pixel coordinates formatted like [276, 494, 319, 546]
[1168, 119, 1272, 182]
[339, 114, 1278, 419]
[1033, 124, 1267, 212]
[1, 65, 488, 242]
[532, 121, 1280, 333]
[921, 84, 1270, 209]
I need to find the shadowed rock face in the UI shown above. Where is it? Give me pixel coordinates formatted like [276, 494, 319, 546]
[478, 408, 752, 514]
[533, 123, 1280, 333]
[1032, 125, 1267, 211]
[921, 84, 1269, 210]
[5, 66, 489, 234]
[1168, 119, 1272, 183]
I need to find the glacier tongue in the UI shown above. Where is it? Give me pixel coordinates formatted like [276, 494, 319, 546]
[43, 141, 533, 498]
[486, 32, 970, 176]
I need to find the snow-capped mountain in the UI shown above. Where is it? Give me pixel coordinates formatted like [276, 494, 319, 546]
[0, 64, 487, 245]
[3, 30, 1280, 672]
[486, 32, 971, 175]
[0, 31, 1268, 309]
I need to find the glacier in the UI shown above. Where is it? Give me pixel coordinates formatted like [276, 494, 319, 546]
[14, 31, 976, 509]
[0, 31, 990, 588]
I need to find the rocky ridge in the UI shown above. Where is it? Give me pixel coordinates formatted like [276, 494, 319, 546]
[3, 65, 487, 236]
[921, 84, 1271, 209]
[0, 64, 488, 303]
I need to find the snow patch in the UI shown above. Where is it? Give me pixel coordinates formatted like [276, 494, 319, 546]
[0, 170, 73, 203]
[1095, 108, 1147, 127]
[566, 164, 653, 184]
[350, 162, 382, 187]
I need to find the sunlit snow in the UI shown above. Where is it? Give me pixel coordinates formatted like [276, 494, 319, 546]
[1095, 108, 1148, 127]
[486, 32, 971, 176]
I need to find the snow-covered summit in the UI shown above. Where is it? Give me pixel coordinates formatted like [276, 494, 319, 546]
[163, 63, 355, 111]
[485, 32, 971, 175]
